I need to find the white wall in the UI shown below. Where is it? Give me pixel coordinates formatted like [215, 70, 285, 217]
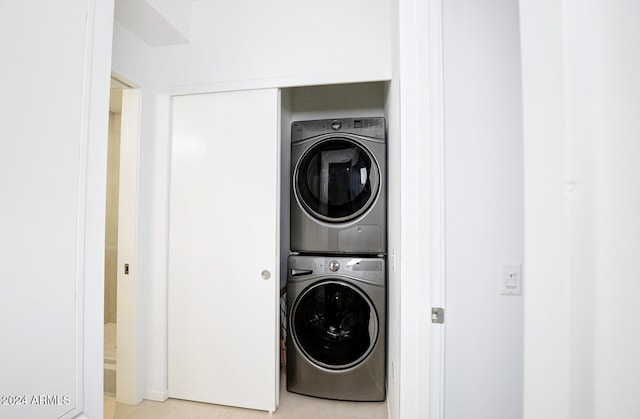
[112, 21, 170, 401]
[0, 1, 114, 417]
[519, 1, 572, 415]
[442, 1, 524, 418]
[150, 0, 392, 91]
[288, 83, 386, 121]
[385, 74, 401, 419]
[591, 2, 640, 416]
[386, 3, 401, 414]
[521, 1, 640, 418]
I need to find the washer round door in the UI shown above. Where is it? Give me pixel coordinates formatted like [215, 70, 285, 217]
[291, 280, 379, 370]
[294, 138, 380, 223]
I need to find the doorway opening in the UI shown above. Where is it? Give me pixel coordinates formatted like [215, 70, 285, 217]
[104, 75, 141, 404]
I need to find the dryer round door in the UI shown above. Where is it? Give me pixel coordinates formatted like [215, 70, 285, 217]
[294, 138, 380, 223]
[291, 280, 379, 370]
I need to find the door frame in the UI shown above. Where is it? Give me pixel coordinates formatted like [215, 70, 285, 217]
[426, 1, 446, 417]
[109, 75, 144, 405]
[395, 0, 446, 417]
[83, 0, 116, 416]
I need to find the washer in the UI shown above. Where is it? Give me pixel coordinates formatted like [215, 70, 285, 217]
[286, 255, 386, 401]
[290, 118, 386, 254]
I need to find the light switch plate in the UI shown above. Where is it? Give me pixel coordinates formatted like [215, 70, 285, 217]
[500, 263, 522, 295]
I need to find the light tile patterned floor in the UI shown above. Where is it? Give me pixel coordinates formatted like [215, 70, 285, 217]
[104, 374, 387, 419]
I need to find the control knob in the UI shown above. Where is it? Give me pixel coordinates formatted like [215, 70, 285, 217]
[328, 260, 340, 272]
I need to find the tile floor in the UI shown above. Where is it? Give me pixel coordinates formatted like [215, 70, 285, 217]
[104, 374, 387, 419]
[104, 323, 117, 396]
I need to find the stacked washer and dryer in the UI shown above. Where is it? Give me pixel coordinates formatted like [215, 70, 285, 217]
[287, 117, 387, 401]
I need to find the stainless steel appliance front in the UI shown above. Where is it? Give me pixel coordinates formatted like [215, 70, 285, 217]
[290, 117, 387, 254]
[286, 255, 386, 401]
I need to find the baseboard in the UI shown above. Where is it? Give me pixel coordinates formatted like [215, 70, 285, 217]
[144, 389, 169, 402]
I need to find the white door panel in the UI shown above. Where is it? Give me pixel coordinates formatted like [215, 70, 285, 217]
[117, 87, 143, 404]
[169, 89, 280, 412]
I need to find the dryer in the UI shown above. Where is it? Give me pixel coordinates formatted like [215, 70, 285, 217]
[286, 255, 386, 401]
[290, 118, 386, 254]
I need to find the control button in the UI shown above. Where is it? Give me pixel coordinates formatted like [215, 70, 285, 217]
[329, 260, 340, 272]
[331, 120, 342, 131]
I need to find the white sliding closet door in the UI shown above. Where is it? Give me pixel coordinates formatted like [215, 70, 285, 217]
[169, 89, 280, 413]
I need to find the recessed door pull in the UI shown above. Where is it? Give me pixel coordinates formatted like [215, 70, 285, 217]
[431, 307, 444, 324]
[291, 269, 313, 276]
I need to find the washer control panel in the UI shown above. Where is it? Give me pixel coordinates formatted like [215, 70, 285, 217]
[288, 256, 386, 286]
[322, 257, 385, 285]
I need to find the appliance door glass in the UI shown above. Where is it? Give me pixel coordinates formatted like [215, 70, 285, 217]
[295, 138, 380, 223]
[292, 280, 378, 370]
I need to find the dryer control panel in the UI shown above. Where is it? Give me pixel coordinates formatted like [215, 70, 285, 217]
[291, 117, 386, 142]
